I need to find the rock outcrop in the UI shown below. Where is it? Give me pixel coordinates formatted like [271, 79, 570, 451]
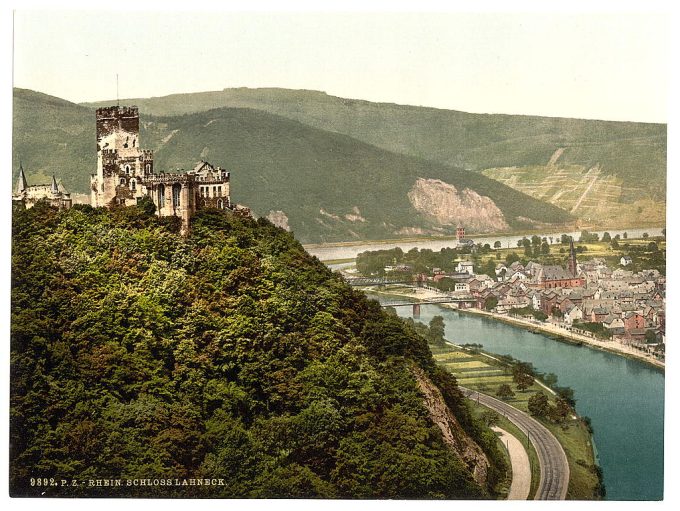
[408, 178, 509, 232]
[411, 366, 490, 486]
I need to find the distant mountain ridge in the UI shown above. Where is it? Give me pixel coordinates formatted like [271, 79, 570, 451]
[13, 88, 574, 243]
[83, 87, 667, 200]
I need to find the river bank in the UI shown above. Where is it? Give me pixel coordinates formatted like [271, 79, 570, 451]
[307, 226, 665, 261]
[366, 286, 665, 371]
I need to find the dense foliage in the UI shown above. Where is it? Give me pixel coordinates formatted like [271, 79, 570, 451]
[11, 203, 505, 498]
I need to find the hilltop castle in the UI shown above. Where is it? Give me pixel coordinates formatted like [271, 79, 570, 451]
[91, 105, 239, 233]
[14, 105, 243, 233]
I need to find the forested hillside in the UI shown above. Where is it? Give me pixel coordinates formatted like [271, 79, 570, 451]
[10, 202, 506, 498]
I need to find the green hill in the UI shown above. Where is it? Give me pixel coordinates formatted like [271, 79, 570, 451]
[13, 89, 94, 194]
[84, 87, 667, 200]
[10, 204, 506, 497]
[13, 88, 573, 243]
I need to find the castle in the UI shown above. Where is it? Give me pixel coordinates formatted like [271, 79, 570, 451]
[91, 106, 237, 233]
[14, 105, 242, 234]
[13, 164, 72, 210]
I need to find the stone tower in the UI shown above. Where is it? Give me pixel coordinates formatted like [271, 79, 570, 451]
[568, 238, 578, 277]
[90, 106, 154, 207]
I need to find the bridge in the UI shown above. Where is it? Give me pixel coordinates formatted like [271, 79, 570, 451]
[344, 276, 414, 287]
[379, 294, 477, 317]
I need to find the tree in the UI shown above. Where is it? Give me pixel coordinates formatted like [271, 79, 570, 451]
[505, 252, 520, 265]
[623, 232, 628, 239]
[484, 296, 498, 311]
[543, 373, 558, 387]
[540, 242, 550, 255]
[480, 410, 499, 427]
[494, 241, 501, 249]
[645, 330, 659, 344]
[560, 234, 571, 244]
[514, 372, 535, 392]
[528, 393, 550, 417]
[428, 316, 446, 346]
[611, 239, 619, 249]
[643, 232, 649, 238]
[550, 398, 571, 423]
[602, 232, 611, 242]
[496, 384, 515, 400]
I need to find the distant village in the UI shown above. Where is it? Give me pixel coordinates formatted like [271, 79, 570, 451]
[353, 229, 666, 361]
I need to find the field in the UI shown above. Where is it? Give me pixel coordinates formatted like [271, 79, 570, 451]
[430, 343, 601, 500]
[483, 163, 665, 228]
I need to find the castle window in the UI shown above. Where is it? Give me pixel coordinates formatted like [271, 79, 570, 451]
[217, 199, 223, 209]
[125, 165, 130, 175]
[157, 184, 165, 208]
[120, 178, 126, 186]
[213, 186, 217, 197]
[218, 186, 222, 196]
[172, 183, 181, 208]
[130, 179, 136, 191]
[145, 163, 151, 173]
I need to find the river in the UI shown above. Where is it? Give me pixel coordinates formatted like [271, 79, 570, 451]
[372, 294, 664, 501]
[307, 227, 664, 261]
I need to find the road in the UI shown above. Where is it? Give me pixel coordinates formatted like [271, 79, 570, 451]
[461, 387, 570, 500]
[491, 426, 531, 500]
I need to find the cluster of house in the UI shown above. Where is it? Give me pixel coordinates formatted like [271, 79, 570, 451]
[408, 242, 665, 351]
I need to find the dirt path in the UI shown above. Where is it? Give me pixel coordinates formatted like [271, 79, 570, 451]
[492, 426, 531, 500]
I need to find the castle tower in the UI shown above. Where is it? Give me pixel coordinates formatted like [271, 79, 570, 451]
[456, 226, 465, 241]
[15, 163, 27, 194]
[568, 238, 577, 276]
[91, 106, 153, 207]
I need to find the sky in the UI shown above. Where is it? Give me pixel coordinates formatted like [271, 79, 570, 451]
[11, 6, 669, 123]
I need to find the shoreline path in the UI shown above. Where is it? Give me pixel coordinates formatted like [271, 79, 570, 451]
[462, 387, 570, 500]
[491, 426, 531, 500]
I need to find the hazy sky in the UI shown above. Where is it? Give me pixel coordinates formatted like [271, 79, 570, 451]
[13, 9, 668, 122]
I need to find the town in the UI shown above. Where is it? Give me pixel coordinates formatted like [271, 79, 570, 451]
[348, 228, 666, 363]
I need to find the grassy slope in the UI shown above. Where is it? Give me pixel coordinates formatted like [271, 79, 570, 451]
[84, 87, 667, 198]
[13, 88, 572, 244]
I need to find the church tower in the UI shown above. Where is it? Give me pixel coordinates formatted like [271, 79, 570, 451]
[568, 238, 578, 277]
[91, 106, 154, 207]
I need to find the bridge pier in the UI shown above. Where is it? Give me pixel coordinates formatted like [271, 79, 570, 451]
[413, 303, 421, 318]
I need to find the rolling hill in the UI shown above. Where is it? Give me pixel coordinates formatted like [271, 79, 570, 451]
[13, 88, 573, 243]
[84, 87, 667, 202]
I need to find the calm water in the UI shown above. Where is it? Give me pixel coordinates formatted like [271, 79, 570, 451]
[308, 227, 664, 261]
[374, 295, 665, 501]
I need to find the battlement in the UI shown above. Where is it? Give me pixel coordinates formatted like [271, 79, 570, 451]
[145, 173, 194, 184]
[96, 106, 139, 119]
[141, 149, 154, 159]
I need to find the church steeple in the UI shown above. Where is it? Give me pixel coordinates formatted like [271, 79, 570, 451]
[51, 175, 59, 194]
[15, 163, 28, 194]
[568, 238, 577, 277]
